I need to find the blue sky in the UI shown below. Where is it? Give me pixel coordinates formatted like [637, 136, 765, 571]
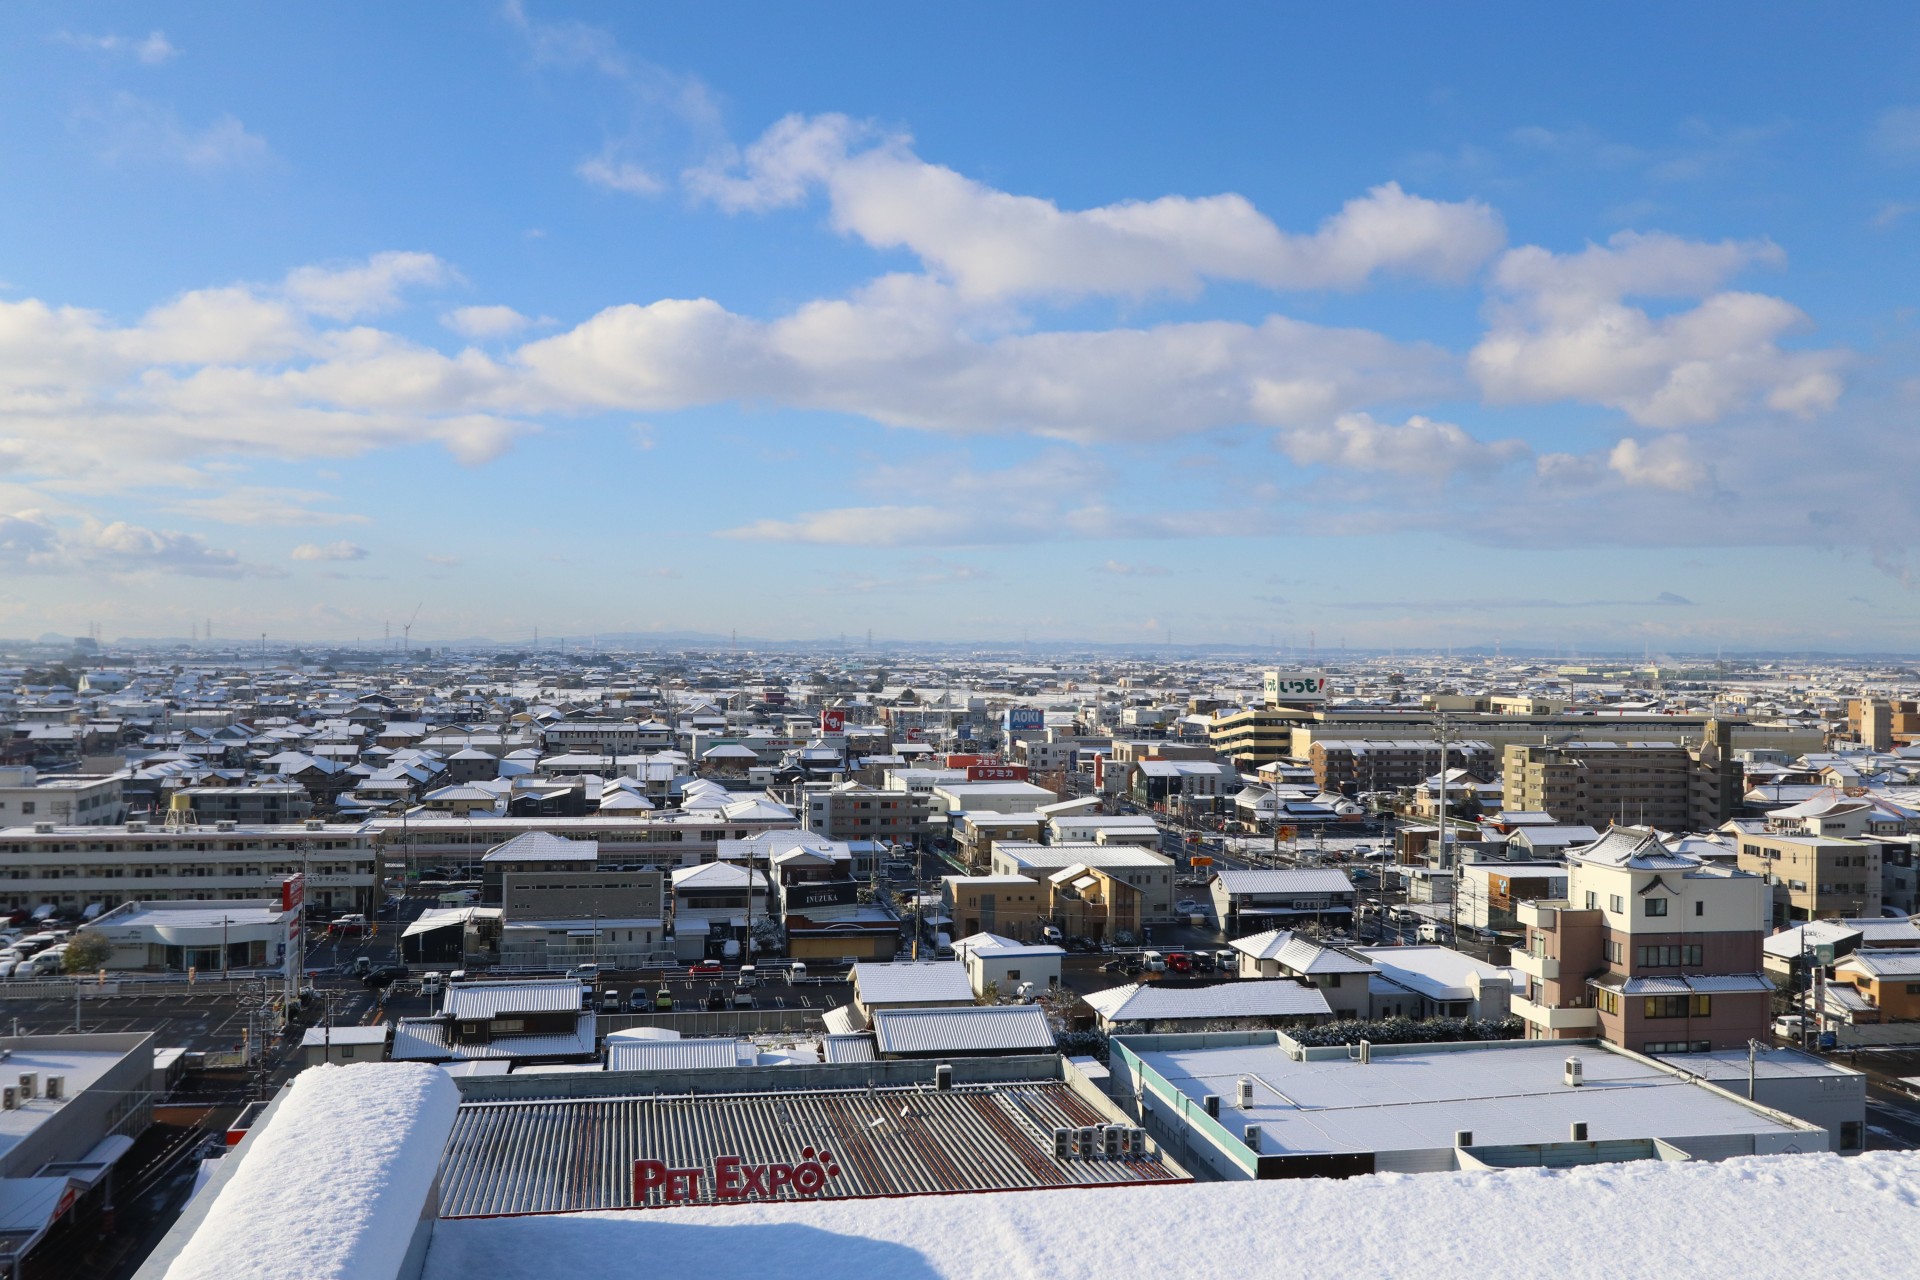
[3, 3, 1918, 652]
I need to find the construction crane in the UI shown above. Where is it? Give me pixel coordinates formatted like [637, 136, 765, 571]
[402, 602, 421, 652]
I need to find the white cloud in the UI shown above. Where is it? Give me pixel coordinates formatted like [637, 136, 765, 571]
[1608, 436, 1710, 491]
[56, 30, 180, 64]
[1470, 231, 1844, 427]
[1099, 560, 1171, 577]
[283, 252, 451, 320]
[291, 540, 369, 562]
[690, 114, 1506, 300]
[441, 305, 532, 339]
[1277, 412, 1528, 475]
[76, 93, 268, 170]
[162, 487, 369, 527]
[0, 508, 253, 577]
[576, 155, 665, 195]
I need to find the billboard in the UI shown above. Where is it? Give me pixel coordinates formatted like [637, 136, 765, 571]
[281, 873, 305, 914]
[1263, 671, 1328, 703]
[944, 753, 991, 769]
[1004, 707, 1046, 733]
[819, 708, 846, 733]
[966, 764, 1029, 782]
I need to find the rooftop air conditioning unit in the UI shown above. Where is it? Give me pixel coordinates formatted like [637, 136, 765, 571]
[124, 821, 146, 833]
[43, 1076, 63, 1102]
[1053, 1127, 1073, 1160]
[2, 1087, 16, 1111]
[1127, 1128, 1148, 1157]
[1073, 1127, 1099, 1159]
[32, 823, 53, 835]
[1565, 1056, 1585, 1087]
[1101, 1126, 1125, 1159]
[17, 1073, 35, 1100]
[1236, 1077, 1254, 1109]
[305, 819, 325, 831]
[1244, 1125, 1262, 1152]
[216, 820, 237, 832]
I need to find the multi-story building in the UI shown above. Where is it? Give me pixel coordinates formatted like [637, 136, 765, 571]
[368, 811, 799, 880]
[0, 767, 127, 827]
[1206, 708, 1295, 768]
[803, 781, 928, 843]
[1847, 698, 1920, 749]
[0, 819, 377, 915]
[1311, 739, 1495, 795]
[1513, 827, 1773, 1053]
[1734, 829, 1881, 925]
[1502, 727, 1740, 832]
[942, 874, 1046, 940]
[989, 842, 1177, 922]
[167, 783, 312, 826]
[538, 720, 673, 755]
[498, 868, 665, 969]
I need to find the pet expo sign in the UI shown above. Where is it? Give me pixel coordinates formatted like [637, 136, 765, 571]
[633, 1149, 843, 1204]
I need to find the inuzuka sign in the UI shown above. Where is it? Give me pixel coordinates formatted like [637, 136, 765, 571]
[633, 1147, 843, 1205]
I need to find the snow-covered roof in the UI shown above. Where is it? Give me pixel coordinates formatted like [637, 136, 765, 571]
[870, 1004, 1055, 1056]
[482, 831, 598, 863]
[163, 1063, 457, 1280]
[851, 961, 975, 1006]
[1212, 868, 1355, 897]
[1084, 979, 1330, 1024]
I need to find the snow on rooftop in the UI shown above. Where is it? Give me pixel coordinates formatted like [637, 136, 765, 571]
[422, 1150, 1920, 1280]
[164, 1063, 457, 1280]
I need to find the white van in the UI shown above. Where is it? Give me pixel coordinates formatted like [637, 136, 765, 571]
[736, 964, 757, 989]
[788, 961, 808, 983]
[1141, 950, 1168, 973]
[27, 947, 67, 977]
[1417, 922, 1452, 944]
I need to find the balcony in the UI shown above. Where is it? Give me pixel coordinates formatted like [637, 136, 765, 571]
[1511, 993, 1598, 1031]
[1510, 949, 1559, 981]
[1516, 899, 1569, 929]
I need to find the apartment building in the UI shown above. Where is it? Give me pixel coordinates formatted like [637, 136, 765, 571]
[368, 811, 798, 878]
[1513, 827, 1773, 1053]
[1734, 799, 1884, 925]
[1310, 739, 1495, 795]
[498, 868, 665, 969]
[0, 767, 127, 827]
[1832, 950, 1920, 1020]
[989, 842, 1177, 921]
[167, 783, 312, 826]
[1275, 706, 1820, 764]
[803, 781, 927, 843]
[0, 819, 377, 915]
[1848, 698, 1920, 750]
[538, 720, 673, 755]
[1502, 727, 1740, 831]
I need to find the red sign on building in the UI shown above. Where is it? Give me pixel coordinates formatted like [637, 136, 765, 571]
[819, 708, 846, 733]
[281, 873, 305, 914]
[966, 764, 1029, 782]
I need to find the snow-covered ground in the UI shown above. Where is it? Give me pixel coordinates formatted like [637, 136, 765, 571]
[424, 1150, 1920, 1280]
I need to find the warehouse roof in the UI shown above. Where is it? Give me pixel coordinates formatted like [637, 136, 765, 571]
[607, 1037, 756, 1072]
[1212, 868, 1355, 897]
[870, 1005, 1055, 1057]
[443, 980, 585, 1020]
[435, 1079, 1185, 1216]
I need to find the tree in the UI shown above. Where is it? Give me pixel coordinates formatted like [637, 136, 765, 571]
[63, 932, 111, 974]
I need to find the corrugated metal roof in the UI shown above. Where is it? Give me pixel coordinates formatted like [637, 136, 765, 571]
[820, 1034, 877, 1063]
[1213, 868, 1354, 896]
[483, 831, 598, 862]
[851, 962, 974, 1006]
[444, 980, 584, 1020]
[436, 1080, 1185, 1216]
[871, 1005, 1055, 1057]
[608, 1038, 754, 1072]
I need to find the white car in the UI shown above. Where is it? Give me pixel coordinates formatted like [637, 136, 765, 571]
[1174, 899, 1201, 913]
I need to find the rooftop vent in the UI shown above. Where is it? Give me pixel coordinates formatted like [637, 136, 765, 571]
[1455, 1129, 1473, 1148]
[216, 820, 237, 832]
[32, 823, 53, 835]
[304, 819, 325, 831]
[1358, 1039, 1373, 1064]
[933, 1062, 952, 1091]
[124, 821, 146, 833]
[1565, 1056, 1585, 1087]
[1570, 1120, 1589, 1142]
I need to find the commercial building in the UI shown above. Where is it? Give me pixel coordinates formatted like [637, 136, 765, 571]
[82, 897, 301, 974]
[498, 868, 665, 970]
[1083, 980, 1332, 1034]
[1310, 739, 1495, 795]
[368, 811, 799, 879]
[802, 781, 928, 843]
[1512, 827, 1773, 1052]
[942, 875, 1046, 940]
[0, 819, 377, 916]
[478, 832, 598, 905]
[1109, 1033, 1826, 1182]
[1655, 1047, 1866, 1152]
[1206, 708, 1296, 769]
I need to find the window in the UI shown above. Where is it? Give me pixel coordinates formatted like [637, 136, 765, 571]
[1605, 940, 1623, 964]
[1585, 891, 1598, 910]
[1643, 994, 1711, 1019]
[1841, 1121, 1864, 1150]
[1694, 900, 1704, 917]
[1644, 897, 1668, 917]
[1609, 894, 1624, 914]
[1595, 988, 1621, 1014]
[20, 802, 33, 815]
[1638, 945, 1703, 967]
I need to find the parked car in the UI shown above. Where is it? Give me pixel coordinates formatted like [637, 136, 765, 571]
[331, 914, 368, 937]
[1773, 1015, 1810, 1038]
[688, 960, 724, 977]
[703, 990, 725, 1011]
[731, 988, 755, 1009]
[570, 963, 600, 983]
[654, 988, 674, 1011]
[27, 947, 66, 976]
[419, 972, 446, 997]
[1040, 925, 1064, 944]
[1417, 923, 1453, 944]
[361, 965, 408, 990]
[736, 964, 757, 989]
[1213, 949, 1238, 975]
[1141, 951, 1168, 973]
[1190, 951, 1216, 974]
[602, 988, 624, 1012]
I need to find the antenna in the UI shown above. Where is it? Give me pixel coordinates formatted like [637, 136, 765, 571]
[402, 602, 422, 652]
